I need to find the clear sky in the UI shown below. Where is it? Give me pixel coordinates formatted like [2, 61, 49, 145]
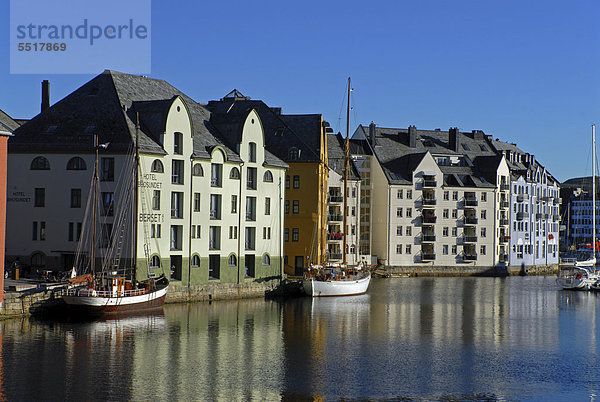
[1, 0, 599, 182]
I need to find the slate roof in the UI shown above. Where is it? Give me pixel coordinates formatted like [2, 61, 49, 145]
[351, 125, 496, 187]
[9, 70, 241, 162]
[0, 108, 19, 133]
[206, 96, 322, 164]
[326, 133, 360, 180]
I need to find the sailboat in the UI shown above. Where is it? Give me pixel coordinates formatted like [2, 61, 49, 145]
[558, 125, 599, 290]
[62, 119, 169, 314]
[302, 78, 372, 297]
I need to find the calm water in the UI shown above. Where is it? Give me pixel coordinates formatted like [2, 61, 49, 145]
[1, 277, 600, 400]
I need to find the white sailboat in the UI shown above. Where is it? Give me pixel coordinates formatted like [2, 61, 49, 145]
[62, 119, 169, 314]
[558, 125, 599, 290]
[303, 77, 372, 297]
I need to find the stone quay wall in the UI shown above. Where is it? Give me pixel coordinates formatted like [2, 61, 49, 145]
[379, 264, 559, 277]
[166, 281, 280, 303]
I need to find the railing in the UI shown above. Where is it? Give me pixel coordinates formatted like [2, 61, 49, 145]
[422, 198, 437, 206]
[422, 215, 437, 223]
[464, 199, 478, 207]
[499, 219, 509, 226]
[328, 195, 343, 203]
[517, 194, 529, 202]
[464, 236, 478, 243]
[463, 254, 478, 261]
[516, 212, 528, 220]
[500, 184, 510, 191]
[422, 179, 437, 188]
[422, 253, 436, 261]
[422, 234, 436, 242]
[327, 233, 344, 240]
[500, 201, 510, 208]
[328, 253, 343, 260]
[464, 217, 478, 225]
[328, 214, 343, 222]
[63, 287, 149, 298]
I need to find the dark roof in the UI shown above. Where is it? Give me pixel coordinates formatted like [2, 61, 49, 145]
[0, 108, 19, 133]
[326, 133, 360, 180]
[206, 96, 322, 163]
[9, 70, 240, 162]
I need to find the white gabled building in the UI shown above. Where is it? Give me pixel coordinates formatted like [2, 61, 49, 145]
[6, 71, 287, 286]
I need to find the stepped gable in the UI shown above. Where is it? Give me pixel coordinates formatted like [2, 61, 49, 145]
[206, 94, 320, 164]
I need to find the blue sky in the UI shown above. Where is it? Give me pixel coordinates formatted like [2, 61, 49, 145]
[2, 0, 599, 181]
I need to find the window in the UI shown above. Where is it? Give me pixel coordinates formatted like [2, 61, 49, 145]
[211, 163, 222, 187]
[230, 167, 240, 179]
[293, 175, 300, 189]
[68, 222, 82, 242]
[293, 200, 299, 214]
[194, 193, 201, 212]
[229, 226, 238, 239]
[264, 170, 273, 182]
[67, 157, 86, 170]
[481, 210, 486, 219]
[406, 244, 411, 254]
[101, 192, 114, 216]
[443, 191, 449, 201]
[210, 194, 222, 220]
[397, 208, 403, 217]
[285, 175, 290, 189]
[191, 255, 200, 267]
[245, 227, 256, 250]
[397, 226, 402, 236]
[246, 197, 256, 221]
[247, 167, 257, 190]
[443, 209, 449, 219]
[406, 226, 412, 236]
[71, 188, 81, 208]
[397, 189, 403, 199]
[263, 227, 271, 239]
[152, 190, 161, 210]
[452, 209, 457, 219]
[292, 228, 299, 242]
[209, 226, 221, 250]
[452, 245, 457, 255]
[192, 163, 204, 177]
[406, 190, 412, 199]
[263, 254, 271, 266]
[100, 223, 113, 248]
[228, 254, 237, 266]
[443, 245, 448, 255]
[173, 132, 183, 155]
[452, 191, 458, 201]
[151, 255, 161, 268]
[172, 160, 184, 184]
[480, 245, 486, 255]
[31, 156, 50, 170]
[171, 225, 183, 250]
[481, 227, 486, 237]
[171, 192, 183, 219]
[285, 200, 290, 214]
[284, 228, 289, 242]
[151, 224, 161, 238]
[231, 195, 238, 213]
[249, 142, 257, 162]
[396, 244, 403, 254]
[101, 158, 114, 181]
[452, 227, 457, 237]
[481, 192, 487, 202]
[443, 227, 449, 237]
[265, 197, 271, 215]
[406, 208, 412, 218]
[151, 159, 164, 173]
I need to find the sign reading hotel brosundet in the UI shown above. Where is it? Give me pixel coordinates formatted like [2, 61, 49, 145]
[10, 0, 151, 74]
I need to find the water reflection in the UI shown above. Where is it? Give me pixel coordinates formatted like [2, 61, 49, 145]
[1, 277, 600, 400]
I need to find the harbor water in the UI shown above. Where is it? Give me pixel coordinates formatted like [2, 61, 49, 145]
[1, 276, 600, 400]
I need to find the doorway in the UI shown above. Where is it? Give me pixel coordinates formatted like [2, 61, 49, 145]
[170, 255, 182, 281]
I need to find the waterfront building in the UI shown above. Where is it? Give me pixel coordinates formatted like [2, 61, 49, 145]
[570, 199, 600, 247]
[350, 124, 510, 267]
[0, 108, 18, 302]
[489, 141, 560, 266]
[6, 71, 287, 286]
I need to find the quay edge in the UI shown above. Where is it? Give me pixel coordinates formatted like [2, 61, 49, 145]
[375, 264, 559, 277]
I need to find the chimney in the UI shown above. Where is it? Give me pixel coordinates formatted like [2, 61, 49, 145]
[41, 80, 50, 113]
[408, 125, 417, 148]
[369, 121, 376, 146]
[449, 127, 460, 152]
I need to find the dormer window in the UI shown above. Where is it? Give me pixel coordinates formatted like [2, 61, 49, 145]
[31, 156, 50, 170]
[288, 147, 300, 160]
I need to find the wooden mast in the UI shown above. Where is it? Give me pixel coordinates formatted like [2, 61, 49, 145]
[92, 134, 98, 276]
[343, 77, 350, 266]
[133, 113, 140, 284]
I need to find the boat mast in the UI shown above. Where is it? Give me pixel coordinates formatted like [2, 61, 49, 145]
[133, 113, 140, 284]
[92, 134, 98, 276]
[343, 77, 350, 267]
[593, 124, 596, 259]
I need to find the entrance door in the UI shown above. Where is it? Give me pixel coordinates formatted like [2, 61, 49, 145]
[245, 254, 255, 278]
[170, 255, 182, 281]
[294, 256, 304, 276]
[209, 255, 220, 279]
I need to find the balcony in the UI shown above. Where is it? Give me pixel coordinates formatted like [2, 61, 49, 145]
[422, 198, 437, 206]
[327, 232, 344, 241]
[328, 253, 343, 260]
[422, 179, 437, 188]
[500, 218, 509, 226]
[328, 195, 343, 203]
[464, 198, 478, 207]
[463, 253, 478, 261]
[500, 184, 510, 191]
[422, 253, 436, 261]
[464, 217, 478, 225]
[517, 194, 529, 202]
[328, 214, 343, 222]
[500, 236, 509, 244]
[422, 215, 437, 224]
[516, 211, 528, 220]
[500, 201, 510, 208]
[422, 234, 436, 242]
[463, 236, 478, 243]
[553, 198, 562, 205]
